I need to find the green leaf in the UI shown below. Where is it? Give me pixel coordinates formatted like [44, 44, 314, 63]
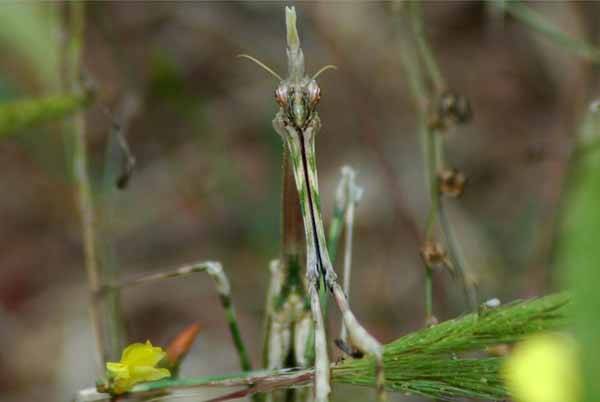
[0, 92, 93, 138]
[557, 104, 600, 402]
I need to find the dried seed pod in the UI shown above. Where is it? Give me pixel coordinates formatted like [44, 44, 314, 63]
[438, 168, 466, 197]
[429, 90, 472, 130]
[420, 241, 452, 271]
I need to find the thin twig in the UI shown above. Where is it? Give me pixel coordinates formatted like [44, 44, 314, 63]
[395, 9, 438, 321]
[108, 261, 252, 373]
[491, 0, 600, 64]
[335, 166, 363, 343]
[98, 110, 137, 361]
[402, 0, 476, 316]
[408, 1, 446, 92]
[64, 1, 105, 369]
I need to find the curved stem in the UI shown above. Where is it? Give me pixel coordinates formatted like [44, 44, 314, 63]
[409, 0, 446, 92]
[112, 261, 252, 372]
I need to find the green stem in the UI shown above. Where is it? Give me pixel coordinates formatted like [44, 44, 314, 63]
[403, 0, 475, 313]
[424, 267, 433, 321]
[327, 204, 345, 263]
[99, 120, 131, 361]
[115, 261, 252, 372]
[221, 294, 253, 372]
[424, 129, 440, 239]
[397, 10, 438, 320]
[64, 1, 106, 368]
[491, 0, 600, 64]
[409, 0, 446, 92]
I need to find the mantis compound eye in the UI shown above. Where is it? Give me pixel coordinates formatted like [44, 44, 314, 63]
[275, 85, 288, 108]
[307, 80, 321, 107]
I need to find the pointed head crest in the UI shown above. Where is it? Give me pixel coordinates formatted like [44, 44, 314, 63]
[239, 7, 337, 130]
[286, 6, 305, 81]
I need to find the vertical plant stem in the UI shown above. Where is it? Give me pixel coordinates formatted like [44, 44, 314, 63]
[396, 11, 438, 321]
[409, 0, 446, 92]
[424, 266, 433, 320]
[334, 166, 362, 343]
[64, 1, 105, 369]
[402, 0, 475, 314]
[327, 203, 344, 264]
[99, 118, 134, 361]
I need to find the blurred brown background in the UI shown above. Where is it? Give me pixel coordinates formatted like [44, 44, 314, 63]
[0, 2, 598, 401]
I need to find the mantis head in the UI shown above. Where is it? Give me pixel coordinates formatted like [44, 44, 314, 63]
[275, 78, 321, 129]
[238, 6, 335, 130]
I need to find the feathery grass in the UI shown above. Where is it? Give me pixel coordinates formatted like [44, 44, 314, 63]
[76, 292, 568, 402]
[333, 292, 569, 400]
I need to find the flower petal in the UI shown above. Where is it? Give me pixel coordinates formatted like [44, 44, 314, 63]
[106, 341, 171, 394]
[131, 365, 171, 382]
[121, 340, 166, 367]
[106, 362, 129, 379]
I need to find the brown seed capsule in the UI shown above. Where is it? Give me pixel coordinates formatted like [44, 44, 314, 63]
[438, 168, 466, 197]
[420, 240, 452, 271]
[428, 90, 472, 131]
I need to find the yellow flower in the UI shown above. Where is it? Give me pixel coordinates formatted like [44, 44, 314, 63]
[503, 333, 581, 402]
[106, 340, 171, 394]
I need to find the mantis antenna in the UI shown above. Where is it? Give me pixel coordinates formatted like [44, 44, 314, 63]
[237, 54, 282, 81]
[312, 64, 337, 80]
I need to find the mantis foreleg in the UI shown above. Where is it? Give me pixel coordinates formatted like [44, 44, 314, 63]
[274, 112, 386, 402]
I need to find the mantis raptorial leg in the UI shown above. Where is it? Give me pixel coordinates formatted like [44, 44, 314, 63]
[268, 7, 386, 402]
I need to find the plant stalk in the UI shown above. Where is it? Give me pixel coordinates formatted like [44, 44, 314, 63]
[64, 1, 106, 369]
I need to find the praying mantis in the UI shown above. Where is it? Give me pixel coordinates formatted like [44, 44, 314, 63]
[248, 7, 386, 402]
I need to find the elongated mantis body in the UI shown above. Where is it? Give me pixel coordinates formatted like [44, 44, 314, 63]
[266, 7, 386, 402]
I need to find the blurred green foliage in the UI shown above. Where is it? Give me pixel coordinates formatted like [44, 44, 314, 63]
[0, 4, 61, 91]
[0, 92, 92, 138]
[557, 104, 600, 402]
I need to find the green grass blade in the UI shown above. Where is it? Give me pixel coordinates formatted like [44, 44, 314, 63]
[492, 0, 600, 63]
